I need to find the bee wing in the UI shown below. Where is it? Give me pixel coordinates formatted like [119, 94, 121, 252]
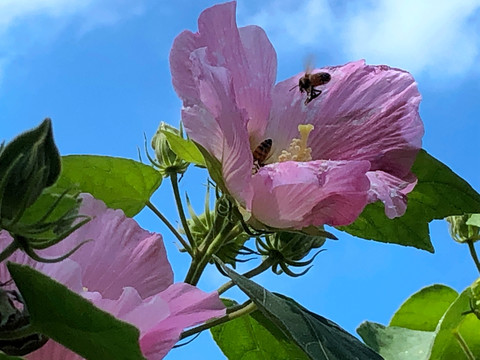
[303, 54, 315, 74]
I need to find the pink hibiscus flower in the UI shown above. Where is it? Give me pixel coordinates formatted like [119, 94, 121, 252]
[170, 1, 424, 229]
[0, 194, 225, 359]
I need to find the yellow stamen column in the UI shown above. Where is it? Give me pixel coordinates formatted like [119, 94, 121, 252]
[278, 124, 314, 162]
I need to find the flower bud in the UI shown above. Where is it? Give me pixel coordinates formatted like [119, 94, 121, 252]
[446, 215, 480, 243]
[151, 122, 189, 177]
[0, 119, 61, 225]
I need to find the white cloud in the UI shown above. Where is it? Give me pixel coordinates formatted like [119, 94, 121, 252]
[344, 0, 480, 76]
[241, 0, 480, 78]
[0, 0, 145, 86]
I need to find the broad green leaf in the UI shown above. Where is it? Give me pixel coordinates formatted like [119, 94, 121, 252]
[466, 214, 480, 227]
[389, 285, 458, 331]
[211, 299, 309, 360]
[18, 190, 79, 227]
[161, 130, 205, 166]
[7, 263, 145, 360]
[340, 150, 480, 252]
[54, 155, 162, 217]
[357, 322, 434, 360]
[429, 287, 480, 359]
[216, 259, 382, 360]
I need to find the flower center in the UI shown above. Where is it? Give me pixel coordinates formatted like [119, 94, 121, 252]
[278, 124, 314, 162]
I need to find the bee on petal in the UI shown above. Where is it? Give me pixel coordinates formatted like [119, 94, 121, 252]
[252, 139, 272, 174]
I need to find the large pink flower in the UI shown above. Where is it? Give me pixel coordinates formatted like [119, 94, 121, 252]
[170, 1, 423, 229]
[0, 194, 225, 360]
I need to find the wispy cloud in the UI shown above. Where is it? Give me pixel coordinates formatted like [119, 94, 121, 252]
[0, 0, 145, 86]
[241, 0, 480, 79]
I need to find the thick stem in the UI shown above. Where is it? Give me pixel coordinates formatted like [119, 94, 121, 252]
[0, 239, 19, 263]
[146, 201, 192, 256]
[467, 240, 480, 274]
[178, 301, 257, 341]
[218, 258, 273, 295]
[184, 221, 239, 285]
[170, 173, 196, 253]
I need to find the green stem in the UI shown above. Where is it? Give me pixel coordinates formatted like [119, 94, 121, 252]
[184, 221, 239, 285]
[146, 201, 192, 256]
[453, 328, 475, 360]
[170, 173, 196, 253]
[467, 240, 480, 274]
[218, 258, 273, 295]
[178, 301, 257, 341]
[0, 239, 19, 263]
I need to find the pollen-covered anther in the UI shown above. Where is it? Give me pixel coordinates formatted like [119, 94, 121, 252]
[278, 124, 314, 162]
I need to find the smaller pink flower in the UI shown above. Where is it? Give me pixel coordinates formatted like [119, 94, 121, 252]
[0, 194, 225, 360]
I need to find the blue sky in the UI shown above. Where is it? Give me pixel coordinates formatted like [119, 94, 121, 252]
[1, 0, 480, 358]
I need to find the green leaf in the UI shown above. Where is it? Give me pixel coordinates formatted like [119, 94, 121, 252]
[389, 284, 458, 331]
[161, 130, 205, 166]
[429, 286, 480, 359]
[216, 259, 382, 360]
[211, 299, 309, 360]
[340, 150, 480, 252]
[194, 143, 228, 195]
[357, 322, 434, 360]
[7, 263, 145, 360]
[54, 155, 162, 217]
[466, 214, 480, 227]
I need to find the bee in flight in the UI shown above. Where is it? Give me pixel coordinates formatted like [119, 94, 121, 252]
[290, 61, 331, 105]
[252, 139, 272, 174]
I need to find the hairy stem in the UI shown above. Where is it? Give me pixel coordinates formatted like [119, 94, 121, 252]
[184, 221, 237, 285]
[170, 173, 196, 254]
[218, 258, 273, 295]
[0, 239, 19, 263]
[178, 301, 257, 341]
[146, 200, 192, 256]
[467, 240, 480, 274]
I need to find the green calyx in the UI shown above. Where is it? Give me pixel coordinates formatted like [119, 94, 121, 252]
[150, 122, 189, 177]
[446, 214, 480, 243]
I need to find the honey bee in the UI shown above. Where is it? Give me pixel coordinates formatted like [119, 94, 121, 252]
[252, 139, 272, 173]
[290, 70, 331, 105]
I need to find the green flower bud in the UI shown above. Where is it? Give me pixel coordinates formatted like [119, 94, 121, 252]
[151, 122, 189, 177]
[0, 119, 61, 225]
[446, 214, 480, 243]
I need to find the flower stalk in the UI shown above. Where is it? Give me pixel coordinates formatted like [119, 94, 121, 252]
[178, 300, 257, 341]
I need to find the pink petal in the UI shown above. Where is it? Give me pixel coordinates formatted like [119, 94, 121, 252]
[367, 170, 418, 218]
[26, 340, 83, 360]
[269, 60, 423, 178]
[180, 54, 253, 208]
[170, 2, 279, 209]
[0, 233, 84, 293]
[250, 160, 371, 228]
[170, 2, 276, 141]
[38, 194, 173, 299]
[139, 283, 225, 360]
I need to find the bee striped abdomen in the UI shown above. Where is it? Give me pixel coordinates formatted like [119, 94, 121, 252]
[252, 139, 272, 174]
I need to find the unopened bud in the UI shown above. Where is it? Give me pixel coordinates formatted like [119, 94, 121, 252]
[151, 122, 188, 177]
[446, 215, 480, 243]
[0, 119, 61, 225]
